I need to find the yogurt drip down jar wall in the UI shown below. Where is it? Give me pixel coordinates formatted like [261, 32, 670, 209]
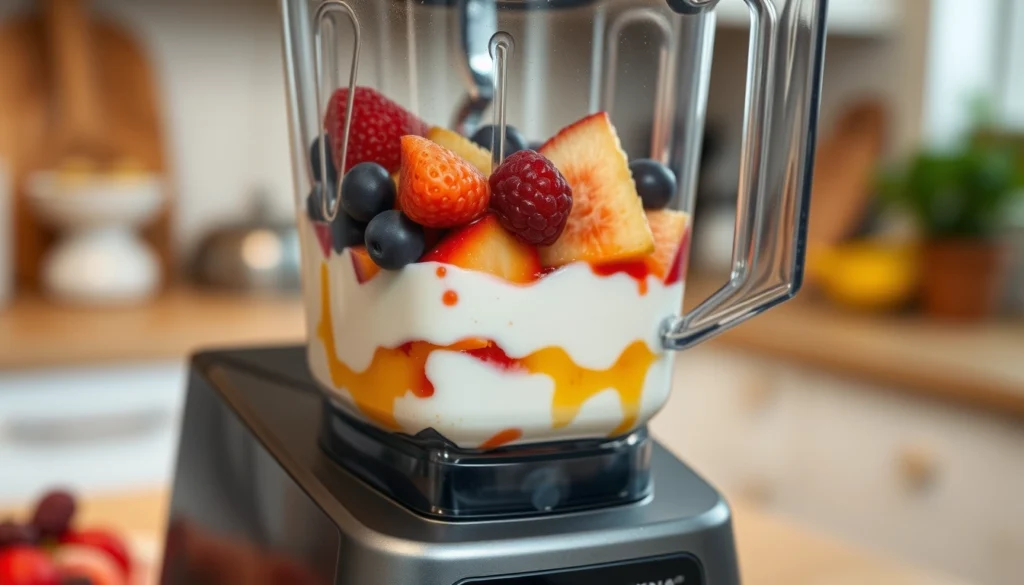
[281, 0, 825, 451]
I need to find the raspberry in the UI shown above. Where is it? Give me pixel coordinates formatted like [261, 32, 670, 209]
[398, 136, 490, 228]
[488, 150, 573, 246]
[325, 86, 428, 173]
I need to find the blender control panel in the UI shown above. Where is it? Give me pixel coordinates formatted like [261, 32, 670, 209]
[458, 554, 704, 585]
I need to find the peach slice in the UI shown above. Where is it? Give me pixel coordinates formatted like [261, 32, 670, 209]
[427, 126, 492, 176]
[349, 246, 381, 283]
[422, 214, 540, 284]
[645, 209, 691, 283]
[538, 112, 654, 267]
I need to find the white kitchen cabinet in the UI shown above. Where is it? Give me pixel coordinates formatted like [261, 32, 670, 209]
[779, 368, 1024, 585]
[0, 361, 187, 504]
[654, 349, 799, 505]
[652, 346, 1024, 585]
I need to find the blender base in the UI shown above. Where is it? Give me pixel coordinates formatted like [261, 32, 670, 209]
[161, 346, 741, 585]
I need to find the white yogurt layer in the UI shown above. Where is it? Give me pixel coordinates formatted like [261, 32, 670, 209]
[300, 217, 685, 447]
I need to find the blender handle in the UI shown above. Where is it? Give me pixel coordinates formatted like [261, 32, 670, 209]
[661, 0, 827, 351]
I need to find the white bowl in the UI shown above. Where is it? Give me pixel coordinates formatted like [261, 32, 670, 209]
[26, 171, 165, 230]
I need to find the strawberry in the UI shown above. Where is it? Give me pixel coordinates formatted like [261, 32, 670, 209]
[52, 544, 126, 585]
[422, 214, 540, 284]
[312, 222, 332, 258]
[538, 112, 654, 267]
[0, 547, 59, 585]
[398, 136, 490, 228]
[59, 529, 131, 579]
[325, 86, 428, 174]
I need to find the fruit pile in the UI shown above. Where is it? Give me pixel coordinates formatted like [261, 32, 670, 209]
[306, 86, 689, 285]
[0, 490, 133, 585]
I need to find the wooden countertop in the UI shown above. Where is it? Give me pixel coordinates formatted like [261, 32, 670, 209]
[2, 283, 1022, 419]
[0, 289, 305, 370]
[0, 488, 970, 585]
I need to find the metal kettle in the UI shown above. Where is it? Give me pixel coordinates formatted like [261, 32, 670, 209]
[191, 190, 301, 293]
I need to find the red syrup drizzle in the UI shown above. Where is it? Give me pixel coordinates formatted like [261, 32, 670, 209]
[479, 428, 524, 450]
[590, 260, 652, 295]
[442, 290, 459, 306]
[398, 342, 436, 398]
[465, 344, 520, 371]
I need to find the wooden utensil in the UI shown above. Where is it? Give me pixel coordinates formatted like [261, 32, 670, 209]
[43, 0, 113, 164]
[0, 0, 174, 292]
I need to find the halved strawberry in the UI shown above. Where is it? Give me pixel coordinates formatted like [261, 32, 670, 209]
[349, 246, 381, 283]
[538, 112, 654, 267]
[645, 209, 691, 283]
[53, 544, 126, 585]
[59, 529, 131, 579]
[398, 136, 490, 228]
[325, 86, 428, 173]
[422, 214, 540, 284]
[427, 127, 492, 175]
[312, 222, 333, 258]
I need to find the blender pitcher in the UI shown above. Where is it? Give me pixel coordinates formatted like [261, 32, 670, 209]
[280, 0, 825, 450]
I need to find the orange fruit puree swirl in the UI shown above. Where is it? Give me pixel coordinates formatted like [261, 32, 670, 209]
[317, 263, 658, 437]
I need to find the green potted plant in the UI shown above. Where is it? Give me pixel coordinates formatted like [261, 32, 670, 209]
[879, 142, 1024, 320]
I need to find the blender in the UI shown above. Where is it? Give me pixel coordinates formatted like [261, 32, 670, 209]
[160, 1, 825, 583]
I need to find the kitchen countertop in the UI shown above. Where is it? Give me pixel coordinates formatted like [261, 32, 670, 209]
[0, 289, 305, 370]
[2, 283, 1022, 419]
[0, 488, 969, 585]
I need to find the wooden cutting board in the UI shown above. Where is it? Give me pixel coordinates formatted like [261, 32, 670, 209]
[0, 0, 174, 292]
[807, 99, 888, 248]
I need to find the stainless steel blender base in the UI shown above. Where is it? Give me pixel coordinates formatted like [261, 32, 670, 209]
[161, 346, 741, 585]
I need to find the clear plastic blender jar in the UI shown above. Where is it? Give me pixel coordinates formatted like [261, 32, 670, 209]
[280, 0, 825, 451]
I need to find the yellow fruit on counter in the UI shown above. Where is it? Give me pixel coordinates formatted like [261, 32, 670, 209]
[808, 241, 919, 313]
[57, 156, 100, 187]
[109, 157, 149, 182]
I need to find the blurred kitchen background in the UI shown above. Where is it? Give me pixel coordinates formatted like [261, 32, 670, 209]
[1, 0, 1022, 584]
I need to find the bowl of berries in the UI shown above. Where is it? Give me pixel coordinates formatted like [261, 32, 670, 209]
[0, 490, 142, 585]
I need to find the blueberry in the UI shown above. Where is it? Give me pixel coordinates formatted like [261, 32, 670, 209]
[310, 183, 363, 251]
[528, 140, 545, 151]
[341, 162, 395, 223]
[310, 134, 337, 184]
[306, 183, 328, 222]
[470, 124, 529, 156]
[630, 159, 676, 209]
[364, 210, 425, 270]
[331, 210, 366, 253]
